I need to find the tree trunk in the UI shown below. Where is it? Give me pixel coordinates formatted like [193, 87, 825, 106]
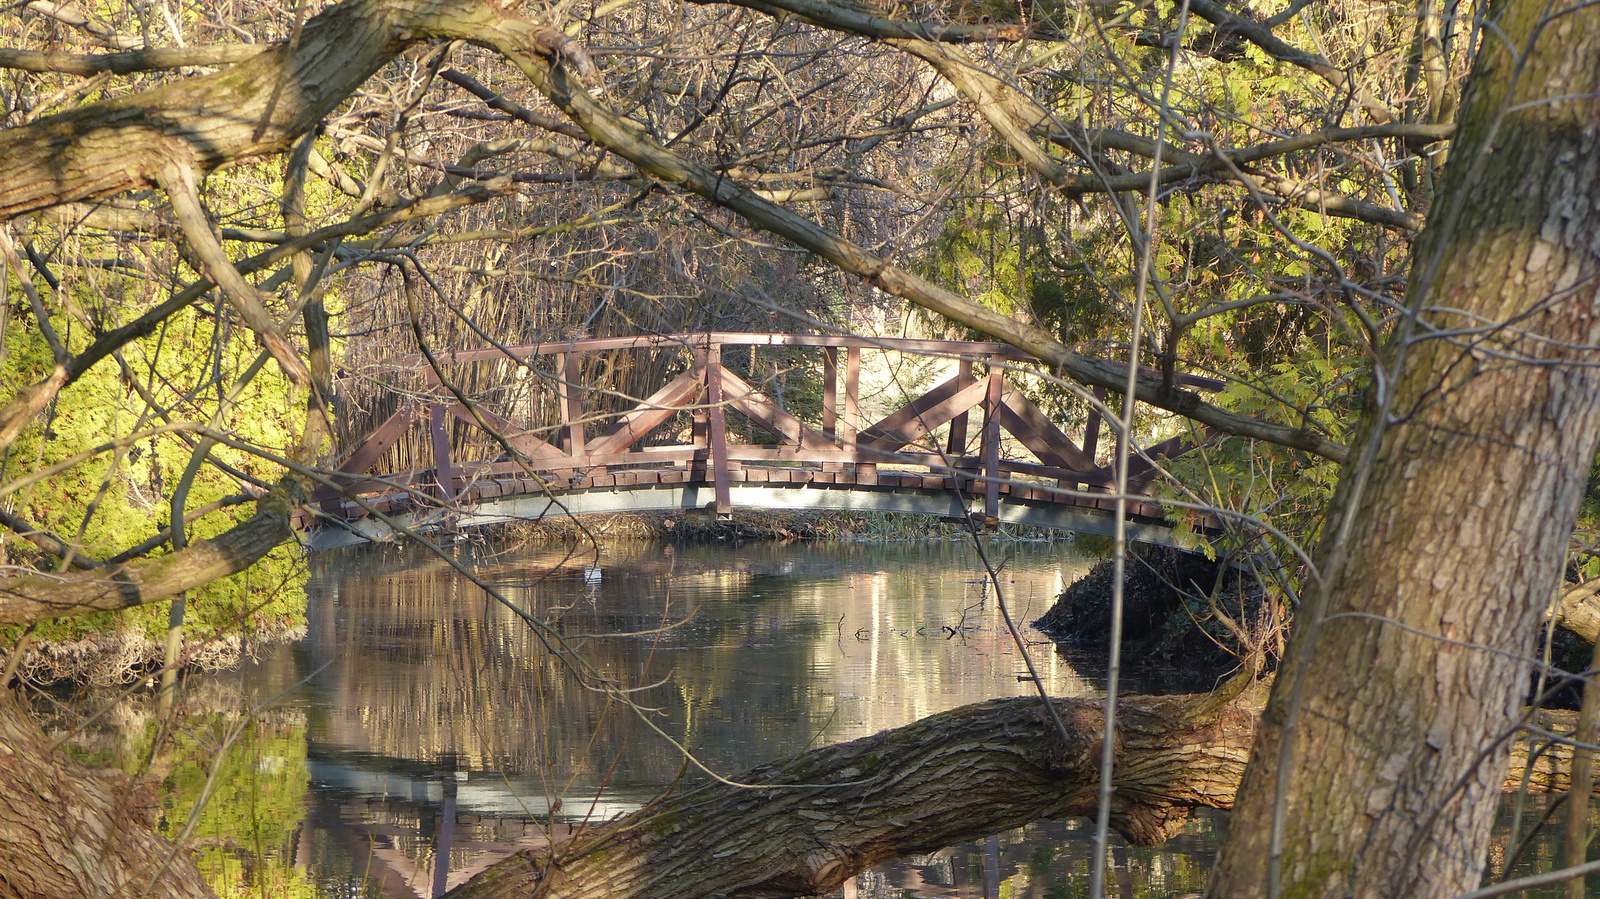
[439, 684, 1589, 899]
[1209, 2, 1600, 896]
[0, 694, 213, 899]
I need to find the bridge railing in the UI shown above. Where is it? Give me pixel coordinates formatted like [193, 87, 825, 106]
[305, 333, 1221, 528]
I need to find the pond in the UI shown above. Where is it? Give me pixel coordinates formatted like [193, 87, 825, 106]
[25, 535, 1590, 898]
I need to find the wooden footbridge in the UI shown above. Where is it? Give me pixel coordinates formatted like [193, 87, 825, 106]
[298, 333, 1220, 550]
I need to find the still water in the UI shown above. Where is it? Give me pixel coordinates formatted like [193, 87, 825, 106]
[32, 538, 1586, 898]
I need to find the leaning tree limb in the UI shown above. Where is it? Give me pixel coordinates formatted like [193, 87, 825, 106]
[0, 0, 585, 221]
[0, 477, 302, 627]
[448, 686, 1266, 899]
[444, 680, 1591, 899]
[0, 44, 263, 75]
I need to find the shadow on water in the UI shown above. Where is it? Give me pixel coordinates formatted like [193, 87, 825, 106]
[29, 537, 1594, 898]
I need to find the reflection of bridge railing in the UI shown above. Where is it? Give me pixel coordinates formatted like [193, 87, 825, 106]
[298, 333, 1222, 536]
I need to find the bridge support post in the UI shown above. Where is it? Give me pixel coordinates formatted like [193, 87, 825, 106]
[429, 403, 456, 502]
[706, 344, 732, 517]
[980, 361, 1002, 524]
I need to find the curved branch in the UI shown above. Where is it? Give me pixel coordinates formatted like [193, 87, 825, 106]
[0, 44, 264, 75]
[450, 688, 1264, 899]
[688, 0, 1029, 43]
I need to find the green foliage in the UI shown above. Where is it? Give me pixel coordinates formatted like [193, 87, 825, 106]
[1160, 351, 1358, 563]
[0, 268, 306, 647]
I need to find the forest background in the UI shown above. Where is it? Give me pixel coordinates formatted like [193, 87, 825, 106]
[1, 0, 1599, 896]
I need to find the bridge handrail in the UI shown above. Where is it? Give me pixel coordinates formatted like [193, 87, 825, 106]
[380, 331, 1225, 392]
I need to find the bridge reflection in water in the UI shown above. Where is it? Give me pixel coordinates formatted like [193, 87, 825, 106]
[302, 334, 1221, 549]
[241, 541, 1221, 897]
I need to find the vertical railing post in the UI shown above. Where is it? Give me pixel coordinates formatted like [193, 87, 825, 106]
[557, 351, 585, 460]
[429, 403, 456, 501]
[822, 346, 840, 470]
[846, 346, 870, 483]
[980, 359, 1003, 524]
[822, 346, 839, 438]
[706, 342, 732, 517]
[946, 356, 973, 488]
[1082, 385, 1106, 492]
[690, 348, 709, 481]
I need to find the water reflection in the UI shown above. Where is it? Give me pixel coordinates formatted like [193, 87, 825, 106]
[34, 538, 1589, 898]
[285, 539, 1109, 805]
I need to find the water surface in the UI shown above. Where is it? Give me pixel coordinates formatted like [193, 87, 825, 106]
[33, 537, 1585, 898]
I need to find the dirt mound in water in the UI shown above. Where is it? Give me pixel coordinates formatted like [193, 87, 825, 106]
[1033, 547, 1265, 676]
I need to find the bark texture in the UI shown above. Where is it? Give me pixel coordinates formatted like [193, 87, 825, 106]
[1209, 2, 1600, 896]
[441, 689, 1594, 899]
[0, 694, 212, 899]
[1557, 582, 1600, 644]
[449, 688, 1264, 899]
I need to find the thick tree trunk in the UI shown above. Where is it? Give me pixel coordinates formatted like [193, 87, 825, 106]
[0, 694, 212, 899]
[1209, 2, 1600, 896]
[440, 686, 1589, 899]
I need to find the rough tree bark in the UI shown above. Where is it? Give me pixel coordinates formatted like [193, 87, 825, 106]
[447, 688, 1262, 899]
[0, 694, 211, 899]
[1209, 1, 1600, 896]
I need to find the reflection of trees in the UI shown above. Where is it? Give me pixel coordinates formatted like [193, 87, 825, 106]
[300, 541, 838, 791]
[856, 817, 1220, 899]
[298, 540, 1095, 794]
[29, 683, 318, 899]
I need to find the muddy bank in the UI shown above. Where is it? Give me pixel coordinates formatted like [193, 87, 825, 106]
[1033, 547, 1276, 678]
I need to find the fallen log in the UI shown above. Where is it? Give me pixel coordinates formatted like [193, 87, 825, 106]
[1557, 581, 1600, 644]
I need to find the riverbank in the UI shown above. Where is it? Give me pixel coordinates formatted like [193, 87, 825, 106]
[6, 619, 307, 686]
[472, 509, 1094, 544]
[1032, 547, 1277, 679]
